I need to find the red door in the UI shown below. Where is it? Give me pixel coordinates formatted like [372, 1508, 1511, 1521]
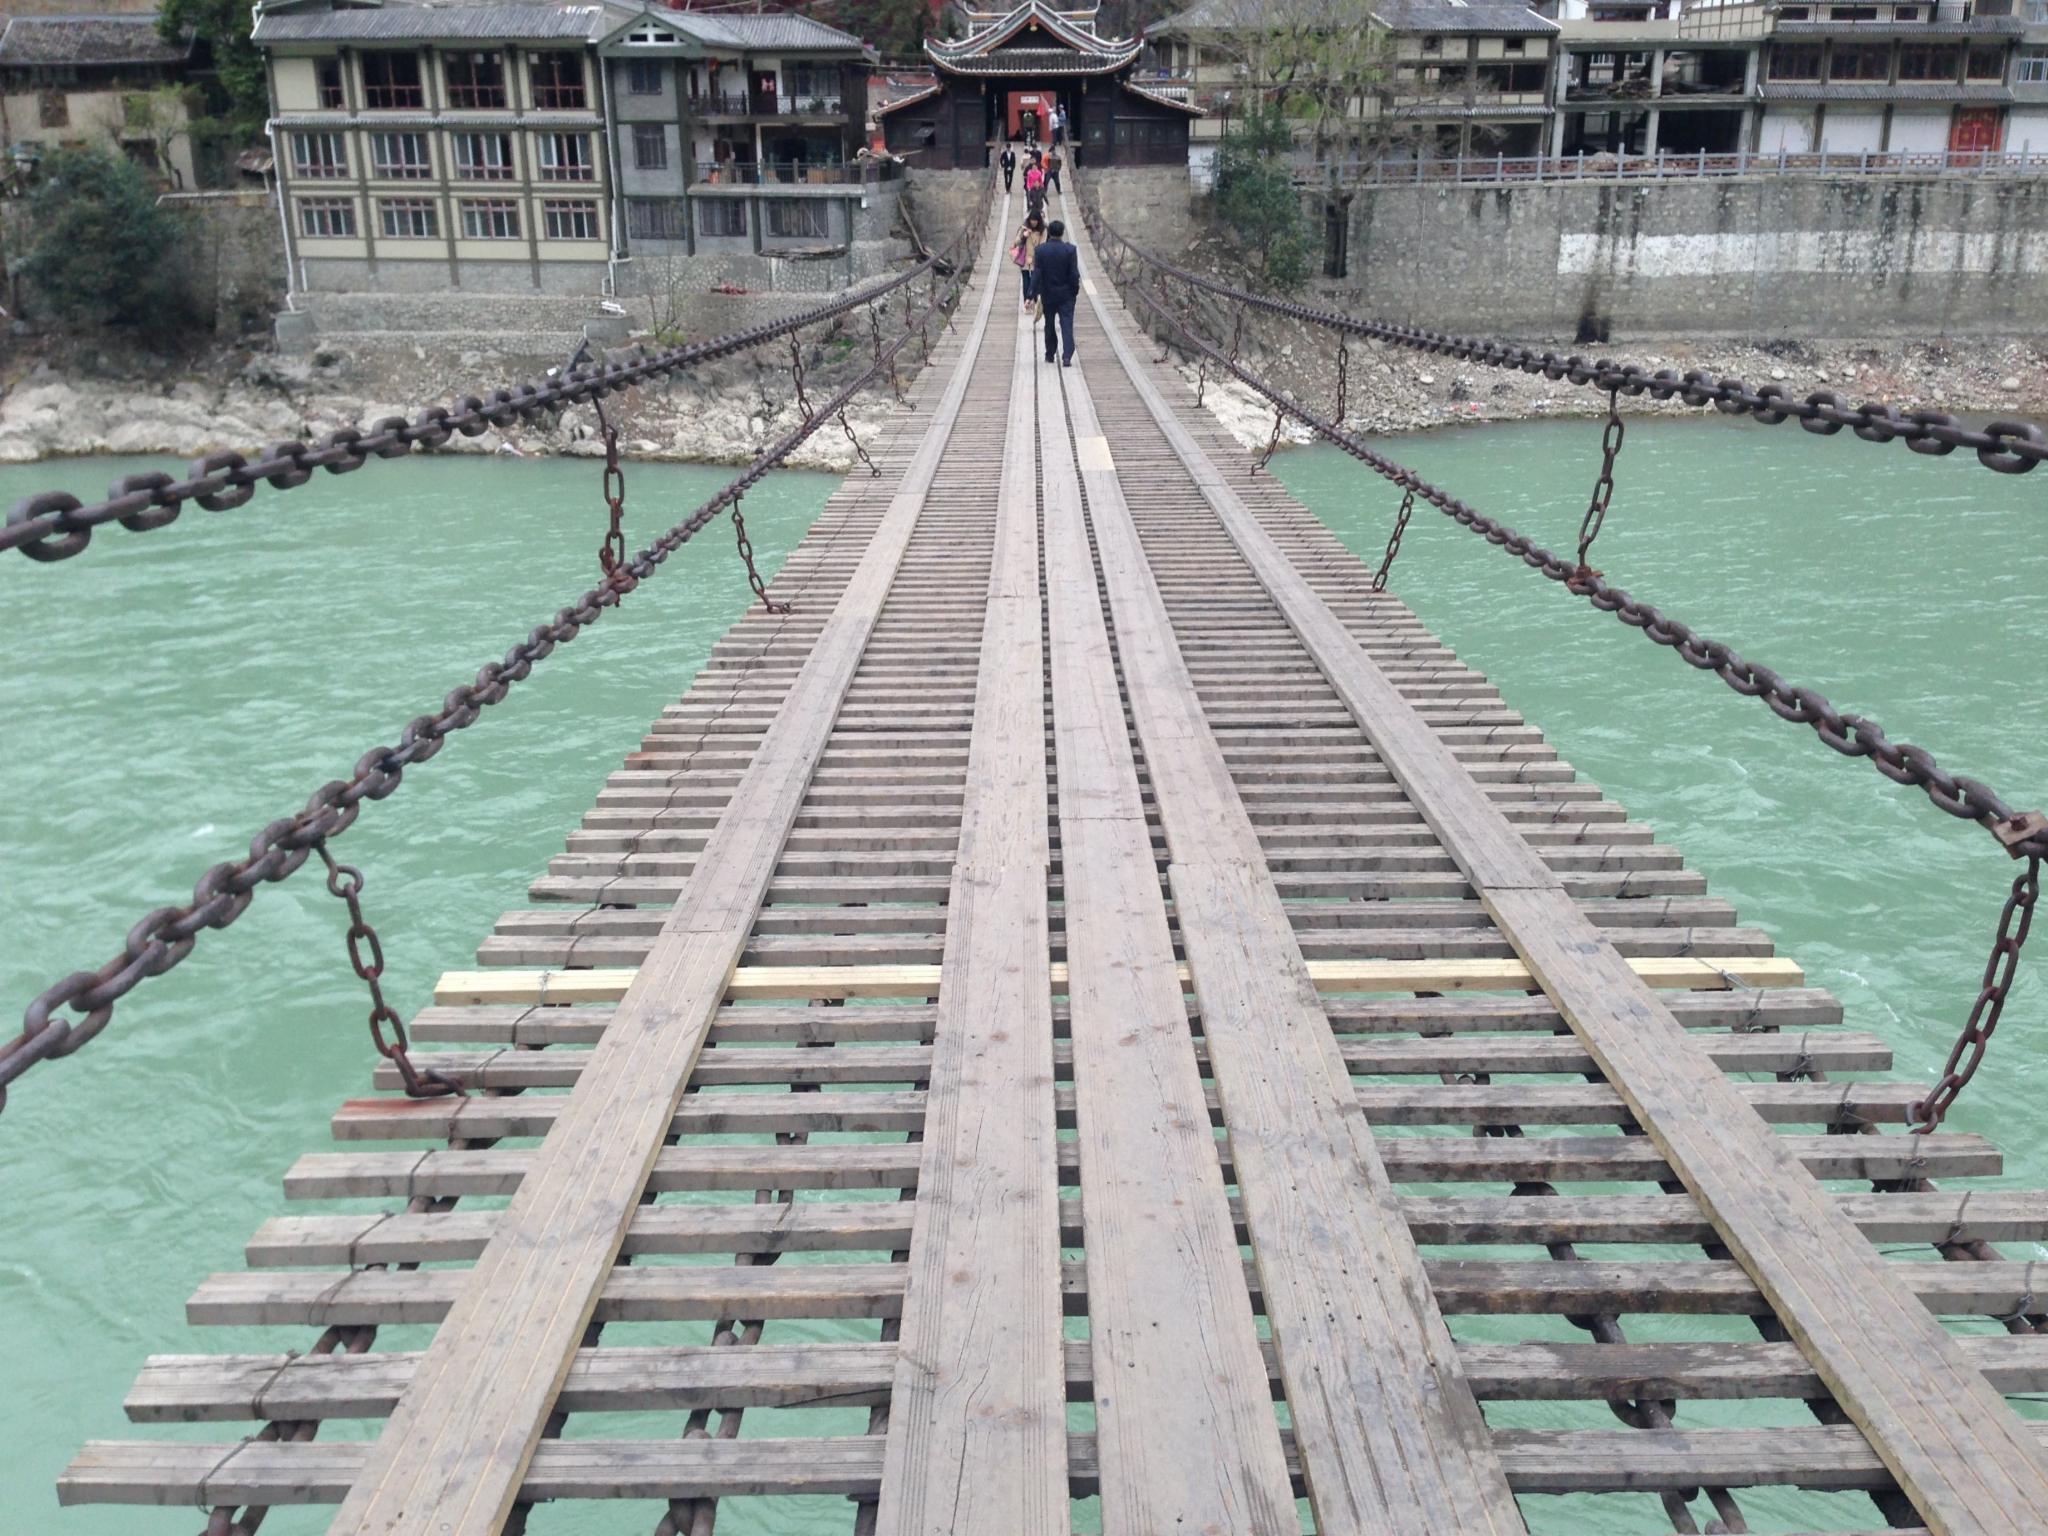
[1950, 107, 2004, 155]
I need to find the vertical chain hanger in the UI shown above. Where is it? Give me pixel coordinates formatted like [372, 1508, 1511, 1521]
[1372, 488, 1416, 594]
[1571, 386, 1625, 591]
[314, 842, 462, 1100]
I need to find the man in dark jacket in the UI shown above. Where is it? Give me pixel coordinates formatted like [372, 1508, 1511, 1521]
[999, 144, 1015, 191]
[1032, 219, 1081, 366]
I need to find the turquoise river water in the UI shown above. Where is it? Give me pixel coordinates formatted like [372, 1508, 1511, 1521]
[0, 418, 2041, 1535]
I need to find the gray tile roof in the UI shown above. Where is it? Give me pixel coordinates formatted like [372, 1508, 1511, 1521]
[1374, 0, 1557, 34]
[679, 11, 866, 51]
[934, 43, 1138, 71]
[252, 2, 617, 45]
[1758, 78, 2013, 99]
[1774, 16, 2022, 33]
[0, 12, 194, 65]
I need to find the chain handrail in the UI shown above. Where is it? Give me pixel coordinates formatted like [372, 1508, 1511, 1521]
[2, 209, 991, 567]
[0, 232, 986, 1114]
[1081, 202, 2048, 476]
[1098, 250, 2046, 863]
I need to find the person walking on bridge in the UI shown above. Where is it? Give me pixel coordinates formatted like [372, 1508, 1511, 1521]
[999, 144, 1015, 192]
[1023, 158, 1045, 219]
[1012, 210, 1047, 310]
[1033, 218, 1081, 367]
[1045, 146, 1063, 196]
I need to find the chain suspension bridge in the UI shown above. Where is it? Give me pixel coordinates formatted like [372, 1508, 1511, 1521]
[6, 171, 2047, 1536]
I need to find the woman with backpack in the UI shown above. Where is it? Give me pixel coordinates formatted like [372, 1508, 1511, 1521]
[1023, 159, 1045, 219]
[1012, 211, 1047, 308]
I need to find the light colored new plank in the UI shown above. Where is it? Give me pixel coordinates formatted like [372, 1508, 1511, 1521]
[1053, 360, 1521, 1535]
[877, 292, 1066, 1536]
[431, 953, 1800, 1005]
[1040, 327, 1297, 1535]
[1071, 218, 2048, 1536]
[328, 196, 1018, 1536]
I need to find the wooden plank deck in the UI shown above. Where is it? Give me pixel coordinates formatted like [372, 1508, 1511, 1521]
[55, 188, 2048, 1536]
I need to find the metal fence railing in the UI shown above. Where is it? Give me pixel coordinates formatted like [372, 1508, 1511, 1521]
[1295, 146, 2048, 186]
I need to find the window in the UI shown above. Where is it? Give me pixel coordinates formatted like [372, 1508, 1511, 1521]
[1829, 43, 1890, 80]
[1826, 4, 1878, 17]
[627, 197, 688, 239]
[460, 198, 522, 238]
[362, 51, 424, 109]
[298, 197, 356, 237]
[538, 132, 594, 180]
[1421, 35, 1442, 52]
[1893, 4, 1922, 17]
[1966, 43, 2007, 78]
[543, 198, 600, 239]
[1777, 5, 1810, 15]
[530, 52, 586, 109]
[627, 59, 663, 94]
[379, 197, 440, 238]
[1503, 37, 1525, 53]
[697, 198, 746, 236]
[292, 130, 348, 178]
[1898, 43, 1961, 79]
[1769, 43, 1823, 79]
[37, 89, 68, 128]
[316, 58, 344, 109]
[452, 132, 515, 180]
[2020, 48, 2048, 82]
[786, 63, 838, 107]
[766, 198, 828, 238]
[370, 131, 431, 178]
[632, 123, 668, 169]
[445, 51, 507, 109]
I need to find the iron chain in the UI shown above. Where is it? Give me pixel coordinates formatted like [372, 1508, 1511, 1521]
[1573, 388, 1625, 587]
[789, 335, 814, 424]
[731, 490, 791, 615]
[1372, 488, 1416, 594]
[313, 843, 463, 1100]
[1913, 855, 2042, 1134]
[594, 399, 630, 581]
[1078, 205, 2048, 474]
[1335, 338, 1349, 423]
[3, 199, 996, 565]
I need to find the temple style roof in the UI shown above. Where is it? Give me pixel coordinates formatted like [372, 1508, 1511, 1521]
[0, 12, 194, 65]
[926, 0, 1140, 74]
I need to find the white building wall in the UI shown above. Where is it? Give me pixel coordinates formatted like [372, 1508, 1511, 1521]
[2006, 106, 2048, 152]
[1758, 106, 1816, 151]
[1819, 108, 1885, 152]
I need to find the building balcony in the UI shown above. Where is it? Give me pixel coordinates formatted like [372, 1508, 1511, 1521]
[690, 159, 883, 186]
[1773, 15, 2025, 31]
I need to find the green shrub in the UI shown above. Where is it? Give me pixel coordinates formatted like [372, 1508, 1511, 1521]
[18, 148, 180, 326]
[1213, 102, 1314, 291]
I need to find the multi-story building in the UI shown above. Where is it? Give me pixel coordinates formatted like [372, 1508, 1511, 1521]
[1755, 0, 2023, 154]
[0, 12, 202, 189]
[254, 0, 880, 297]
[1143, 0, 1556, 158]
[1548, 0, 1767, 156]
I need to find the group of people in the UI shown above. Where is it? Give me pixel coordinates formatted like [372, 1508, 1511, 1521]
[1011, 211, 1081, 368]
[998, 141, 1062, 218]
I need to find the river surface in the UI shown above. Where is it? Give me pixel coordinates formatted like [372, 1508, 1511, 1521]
[1, 420, 2042, 1535]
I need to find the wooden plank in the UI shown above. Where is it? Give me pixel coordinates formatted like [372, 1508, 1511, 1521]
[119, 1331, 2048, 1426]
[59, 1424, 2048, 1505]
[1055, 339, 1521, 1534]
[877, 281, 1067, 1536]
[431, 953, 1801, 1005]
[1072, 228, 2048, 1535]
[1040, 323, 1297, 1535]
[327, 196, 1018, 1536]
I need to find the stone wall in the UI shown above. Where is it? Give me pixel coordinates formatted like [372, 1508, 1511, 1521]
[1075, 166, 1204, 252]
[1332, 176, 2048, 340]
[902, 169, 985, 257]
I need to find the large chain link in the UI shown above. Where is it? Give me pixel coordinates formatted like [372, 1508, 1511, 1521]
[1572, 388, 1624, 588]
[1913, 855, 2042, 1133]
[0, 247, 984, 1115]
[1079, 204, 2048, 475]
[1372, 488, 1415, 594]
[731, 490, 792, 615]
[593, 398, 629, 580]
[2, 192, 1000, 565]
[313, 843, 463, 1100]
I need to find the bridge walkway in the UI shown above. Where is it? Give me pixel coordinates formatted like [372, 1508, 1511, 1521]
[57, 188, 2048, 1536]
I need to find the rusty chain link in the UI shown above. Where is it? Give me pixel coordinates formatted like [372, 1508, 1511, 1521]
[313, 843, 463, 1101]
[1079, 201, 2048, 475]
[1372, 488, 1415, 594]
[593, 398, 629, 580]
[3, 201, 995, 566]
[1573, 387, 1624, 588]
[1334, 338, 1349, 423]
[731, 490, 792, 615]
[1914, 855, 2042, 1134]
[838, 410, 879, 478]
[1253, 406, 1284, 475]
[789, 334, 814, 424]
[0, 248, 982, 1115]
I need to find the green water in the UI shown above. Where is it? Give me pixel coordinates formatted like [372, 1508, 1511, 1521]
[1, 419, 2043, 1534]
